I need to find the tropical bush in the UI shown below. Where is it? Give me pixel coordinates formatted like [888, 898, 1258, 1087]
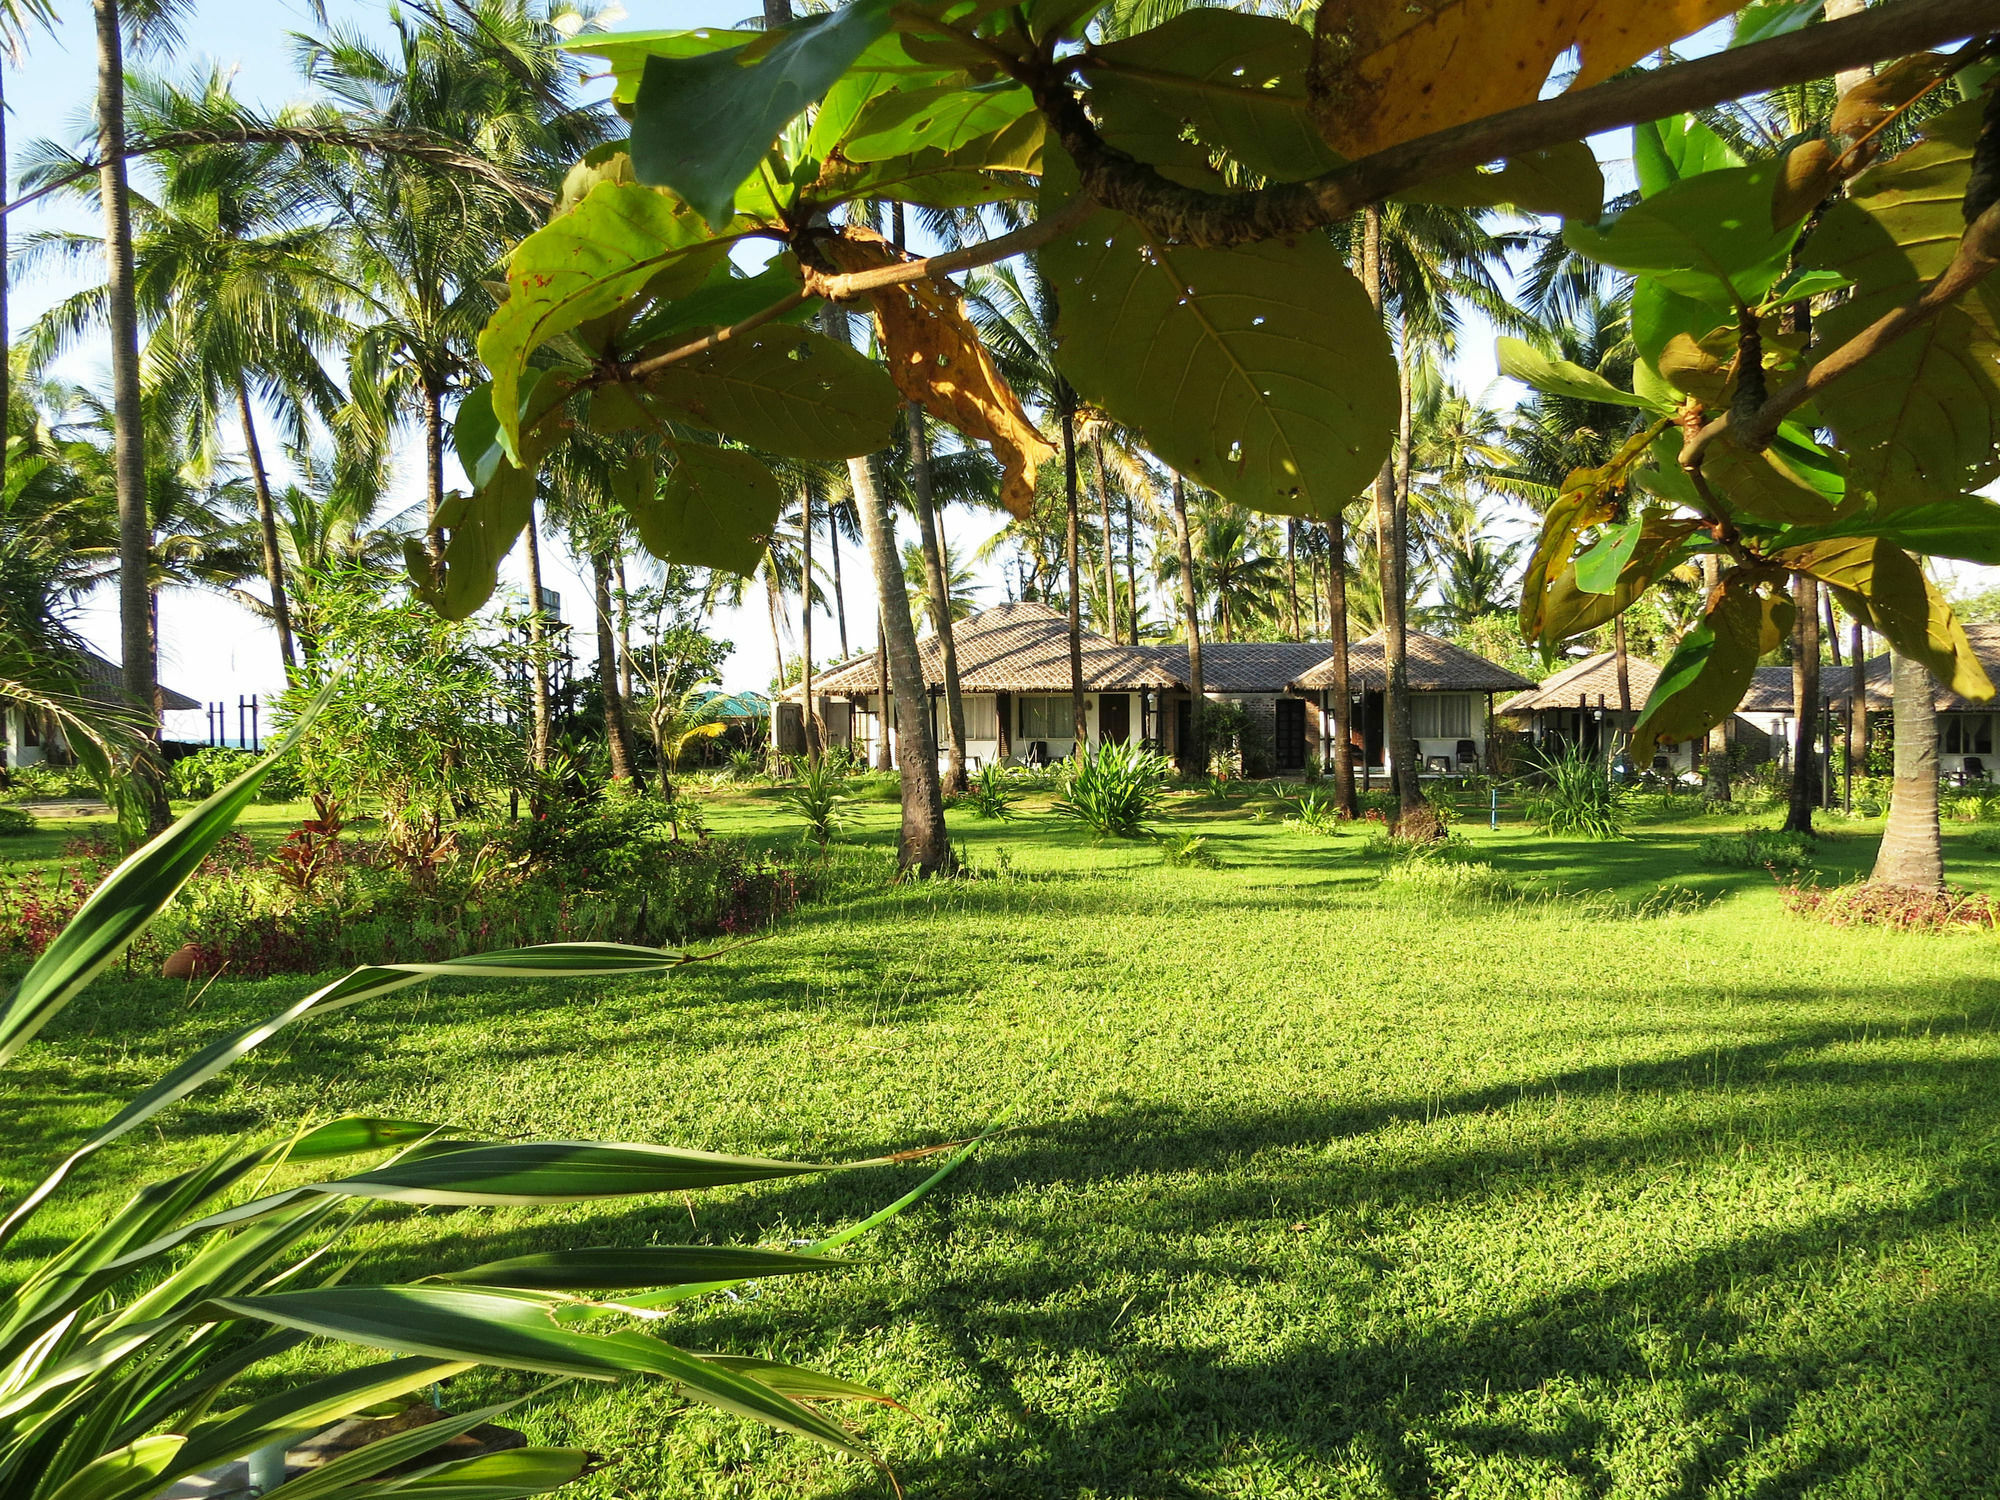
[963, 762, 1024, 820]
[1053, 742, 1173, 839]
[1420, 779, 1459, 827]
[1941, 784, 2000, 822]
[1698, 828, 1820, 875]
[1285, 788, 1344, 836]
[1780, 880, 1999, 932]
[0, 734, 932, 1500]
[1158, 829, 1221, 868]
[166, 745, 262, 801]
[1524, 748, 1628, 839]
[782, 755, 852, 846]
[0, 763, 102, 802]
[0, 806, 31, 837]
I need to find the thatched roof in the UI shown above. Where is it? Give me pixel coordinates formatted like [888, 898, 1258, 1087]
[1290, 631, 1536, 694]
[1498, 650, 1661, 716]
[810, 601, 1181, 696]
[1783, 628, 2000, 714]
[1153, 640, 1350, 693]
[74, 648, 200, 712]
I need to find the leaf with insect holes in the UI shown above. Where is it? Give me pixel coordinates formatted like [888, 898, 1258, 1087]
[643, 324, 900, 459]
[1039, 147, 1395, 520]
[842, 81, 1035, 163]
[1308, 0, 1743, 158]
[619, 445, 782, 577]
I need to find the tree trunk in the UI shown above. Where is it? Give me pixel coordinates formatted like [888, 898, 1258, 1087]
[908, 405, 966, 790]
[875, 613, 892, 770]
[852, 451, 950, 873]
[1851, 621, 1867, 785]
[522, 501, 551, 772]
[1325, 513, 1356, 815]
[422, 383, 446, 543]
[1123, 474, 1139, 645]
[235, 378, 297, 675]
[801, 484, 820, 758]
[96, 0, 165, 827]
[1700, 553, 1732, 801]
[1785, 573, 1822, 833]
[614, 552, 634, 707]
[1872, 650, 1942, 888]
[1062, 406, 1087, 750]
[1092, 427, 1119, 642]
[1613, 612, 1632, 764]
[765, 558, 786, 753]
[1362, 206, 1419, 813]
[1172, 473, 1204, 774]
[829, 504, 850, 658]
[593, 548, 638, 785]
[1286, 520, 1300, 640]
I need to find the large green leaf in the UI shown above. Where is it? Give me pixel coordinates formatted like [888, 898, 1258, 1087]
[1800, 98, 2000, 499]
[317, 1141, 839, 1205]
[558, 27, 754, 105]
[1700, 426, 1846, 525]
[40, 1434, 184, 1500]
[479, 182, 722, 462]
[1632, 576, 1788, 747]
[1780, 494, 2000, 565]
[0, 684, 331, 1070]
[196, 1288, 873, 1459]
[621, 445, 782, 577]
[1782, 536, 1994, 700]
[233, 1397, 537, 1500]
[380, 1447, 595, 1498]
[643, 324, 900, 459]
[435, 1245, 846, 1291]
[1394, 143, 1604, 221]
[1081, 10, 1333, 182]
[619, 261, 810, 361]
[1040, 158, 1395, 520]
[1632, 114, 1741, 199]
[630, 0, 897, 227]
[1497, 336, 1667, 411]
[1564, 161, 1805, 306]
[843, 79, 1034, 163]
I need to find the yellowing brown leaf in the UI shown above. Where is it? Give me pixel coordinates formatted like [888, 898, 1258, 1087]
[824, 227, 1054, 519]
[1829, 52, 1953, 150]
[1309, 0, 1741, 159]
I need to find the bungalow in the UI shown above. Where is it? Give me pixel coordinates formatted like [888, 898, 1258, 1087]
[787, 603, 1535, 776]
[3, 648, 201, 771]
[792, 601, 1180, 765]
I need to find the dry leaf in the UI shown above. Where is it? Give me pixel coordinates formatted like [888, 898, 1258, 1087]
[1309, 0, 1741, 159]
[1773, 138, 1839, 227]
[825, 226, 1055, 519]
[1830, 52, 1952, 150]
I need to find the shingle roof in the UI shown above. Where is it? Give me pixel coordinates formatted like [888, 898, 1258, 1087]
[1149, 639, 1350, 693]
[74, 648, 200, 712]
[1290, 630, 1536, 693]
[1497, 650, 1662, 715]
[809, 600, 1182, 695]
[1812, 628, 2000, 714]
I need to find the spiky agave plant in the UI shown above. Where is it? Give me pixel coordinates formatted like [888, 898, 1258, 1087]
[1053, 742, 1173, 839]
[0, 700, 958, 1499]
[1524, 745, 1629, 839]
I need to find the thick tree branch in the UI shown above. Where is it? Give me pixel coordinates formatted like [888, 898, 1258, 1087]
[1042, 0, 1996, 248]
[1683, 199, 2000, 470]
[3, 124, 552, 220]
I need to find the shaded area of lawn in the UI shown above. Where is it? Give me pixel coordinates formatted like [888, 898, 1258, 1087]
[6, 792, 2000, 1496]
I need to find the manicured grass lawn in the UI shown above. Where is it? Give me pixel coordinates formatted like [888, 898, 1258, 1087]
[7, 790, 2000, 1497]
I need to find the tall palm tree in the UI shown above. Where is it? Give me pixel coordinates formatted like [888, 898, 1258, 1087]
[901, 536, 976, 632]
[297, 0, 613, 530]
[0, 0, 57, 508]
[24, 69, 351, 677]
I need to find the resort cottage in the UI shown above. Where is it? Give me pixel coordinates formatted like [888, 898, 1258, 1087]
[3, 649, 200, 772]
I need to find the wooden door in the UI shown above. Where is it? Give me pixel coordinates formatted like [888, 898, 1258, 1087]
[1099, 693, 1130, 743]
[1274, 697, 1306, 772]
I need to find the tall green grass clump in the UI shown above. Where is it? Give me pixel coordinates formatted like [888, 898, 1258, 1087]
[964, 763, 1024, 820]
[1698, 828, 1819, 875]
[1525, 747, 1628, 839]
[1053, 742, 1173, 838]
[781, 755, 852, 845]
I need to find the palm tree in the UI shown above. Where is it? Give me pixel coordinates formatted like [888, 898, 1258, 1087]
[298, 0, 613, 531]
[901, 537, 977, 633]
[0, 0, 57, 507]
[24, 69, 351, 677]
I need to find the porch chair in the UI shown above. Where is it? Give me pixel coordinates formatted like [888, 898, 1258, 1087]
[1962, 756, 1988, 785]
[1454, 739, 1477, 773]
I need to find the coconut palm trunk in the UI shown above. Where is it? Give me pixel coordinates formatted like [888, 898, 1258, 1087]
[1785, 573, 1822, 833]
[908, 407, 966, 790]
[1286, 521, 1300, 640]
[592, 548, 638, 785]
[1325, 513, 1356, 815]
[829, 508, 850, 659]
[522, 500, 552, 772]
[234, 378, 297, 674]
[95, 0, 165, 826]
[1123, 480, 1139, 646]
[1700, 553, 1733, 801]
[1172, 473, 1204, 773]
[1061, 407, 1087, 750]
[1362, 206, 1418, 813]
[1850, 621, 1867, 788]
[852, 450, 949, 873]
[1872, 650, 1942, 888]
[1092, 427, 1118, 643]
[422, 382, 446, 542]
[801, 485, 820, 758]
[614, 553, 633, 707]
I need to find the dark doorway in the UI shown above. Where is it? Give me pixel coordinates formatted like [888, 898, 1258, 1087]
[1361, 691, 1385, 767]
[1100, 693, 1130, 743]
[1274, 697, 1306, 772]
[1176, 697, 1194, 769]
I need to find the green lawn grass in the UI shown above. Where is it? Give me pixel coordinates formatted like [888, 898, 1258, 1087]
[7, 790, 2000, 1497]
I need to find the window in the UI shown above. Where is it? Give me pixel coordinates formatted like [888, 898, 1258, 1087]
[1019, 695, 1073, 739]
[1412, 694, 1473, 740]
[1943, 714, 1994, 755]
[962, 695, 997, 740]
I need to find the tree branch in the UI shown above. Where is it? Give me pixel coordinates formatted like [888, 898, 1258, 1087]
[1041, 0, 1997, 247]
[3, 124, 553, 220]
[1683, 199, 2000, 470]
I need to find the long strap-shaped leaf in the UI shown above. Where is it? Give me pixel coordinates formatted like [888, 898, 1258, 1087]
[0, 683, 334, 1069]
[0, 945, 694, 1249]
